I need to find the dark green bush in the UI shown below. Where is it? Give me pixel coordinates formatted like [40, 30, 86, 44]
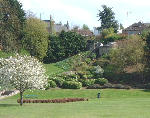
[144, 83, 150, 89]
[87, 83, 131, 89]
[62, 81, 82, 89]
[88, 53, 96, 60]
[67, 74, 79, 79]
[101, 33, 127, 44]
[64, 78, 78, 82]
[52, 77, 65, 87]
[44, 31, 87, 63]
[90, 66, 104, 79]
[87, 84, 102, 89]
[103, 83, 113, 88]
[49, 80, 57, 88]
[76, 70, 94, 79]
[85, 58, 91, 64]
[78, 79, 95, 87]
[93, 58, 110, 67]
[86, 74, 94, 79]
[113, 84, 131, 89]
[95, 78, 108, 85]
[46, 80, 57, 89]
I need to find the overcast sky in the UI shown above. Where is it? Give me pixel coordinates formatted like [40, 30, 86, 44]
[18, 0, 150, 30]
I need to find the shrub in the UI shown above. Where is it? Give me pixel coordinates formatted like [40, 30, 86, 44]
[87, 83, 131, 89]
[65, 78, 78, 82]
[58, 72, 79, 81]
[85, 58, 91, 64]
[67, 74, 79, 79]
[95, 78, 108, 85]
[23, 17, 49, 61]
[88, 53, 96, 60]
[62, 81, 82, 89]
[109, 36, 145, 73]
[51, 77, 65, 87]
[100, 28, 126, 45]
[93, 58, 110, 67]
[76, 71, 86, 79]
[144, 83, 150, 89]
[90, 65, 104, 79]
[17, 98, 88, 103]
[103, 83, 113, 88]
[44, 31, 87, 63]
[113, 84, 131, 89]
[87, 84, 102, 89]
[78, 79, 95, 87]
[47, 80, 57, 88]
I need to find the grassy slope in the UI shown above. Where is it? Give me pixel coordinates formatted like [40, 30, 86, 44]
[44, 63, 65, 76]
[0, 89, 150, 118]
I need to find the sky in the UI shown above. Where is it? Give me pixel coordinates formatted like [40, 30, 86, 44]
[18, 0, 150, 30]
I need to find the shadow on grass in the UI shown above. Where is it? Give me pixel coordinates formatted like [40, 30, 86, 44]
[141, 89, 150, 92]
[0, 104, 19, 107]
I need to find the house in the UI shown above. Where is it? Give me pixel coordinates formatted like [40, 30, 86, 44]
[122, 22, 150, 35]
[88, 41, 117, 57]
[72, 29, 93, 37]
[96, 42, 117, 57]
[93, 27, 100, 36]
[43, 18, 69, 34]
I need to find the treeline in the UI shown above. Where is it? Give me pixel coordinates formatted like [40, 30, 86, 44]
[0, 0, 87, 62]
[94, 30, 150, 85]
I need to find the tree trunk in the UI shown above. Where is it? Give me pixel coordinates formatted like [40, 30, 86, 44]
[20, 91, 23, 106]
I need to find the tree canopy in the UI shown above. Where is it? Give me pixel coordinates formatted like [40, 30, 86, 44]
[109, 35, 145, 73]
[97, 5, 119, 33]
[44, 31, 87, 63]
[82, 24, 89, 30]
[0, 0, 26, 52]
[23, 17, 49, 61]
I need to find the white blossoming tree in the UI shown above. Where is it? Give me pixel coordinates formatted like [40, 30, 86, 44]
[0, 54, 48, 106]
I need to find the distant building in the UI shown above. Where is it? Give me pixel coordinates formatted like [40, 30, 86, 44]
[122, 22, 150, 35]
[72, 29, 93, 37]
[93, 27, 100, 36]
[54, 22, 69, 33]
[43, 19, 69, 34]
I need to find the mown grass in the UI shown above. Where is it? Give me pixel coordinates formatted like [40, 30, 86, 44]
[0, 89, 150, 118]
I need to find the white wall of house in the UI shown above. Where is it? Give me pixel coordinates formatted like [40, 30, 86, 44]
[93, 27, 100, 36]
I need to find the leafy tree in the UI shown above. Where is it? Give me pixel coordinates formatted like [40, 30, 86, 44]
[0, 0, 26, 52]
[0, 54, 48, 106]
[101, 28, 115, 39]
[144, 32, 150, 71]
[82, 24, 89, 30]
[100, 28, 126, 44]
[44, 35, 65, 62]
[109, 35, 145, 73]
[23, 17, 49, 61]
[97, 5, 119, 33]
[44, 31, 87, 63]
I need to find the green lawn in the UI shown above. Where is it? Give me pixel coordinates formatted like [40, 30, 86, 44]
[0, 89, 150, 118]
[44, 63, 65, 75]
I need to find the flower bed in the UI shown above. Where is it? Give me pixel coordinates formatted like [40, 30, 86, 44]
[17, 98, 88, 103]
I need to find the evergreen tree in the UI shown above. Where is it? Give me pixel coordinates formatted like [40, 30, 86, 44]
[97, 5, 119, 33]
[0, 0, 26, 52]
